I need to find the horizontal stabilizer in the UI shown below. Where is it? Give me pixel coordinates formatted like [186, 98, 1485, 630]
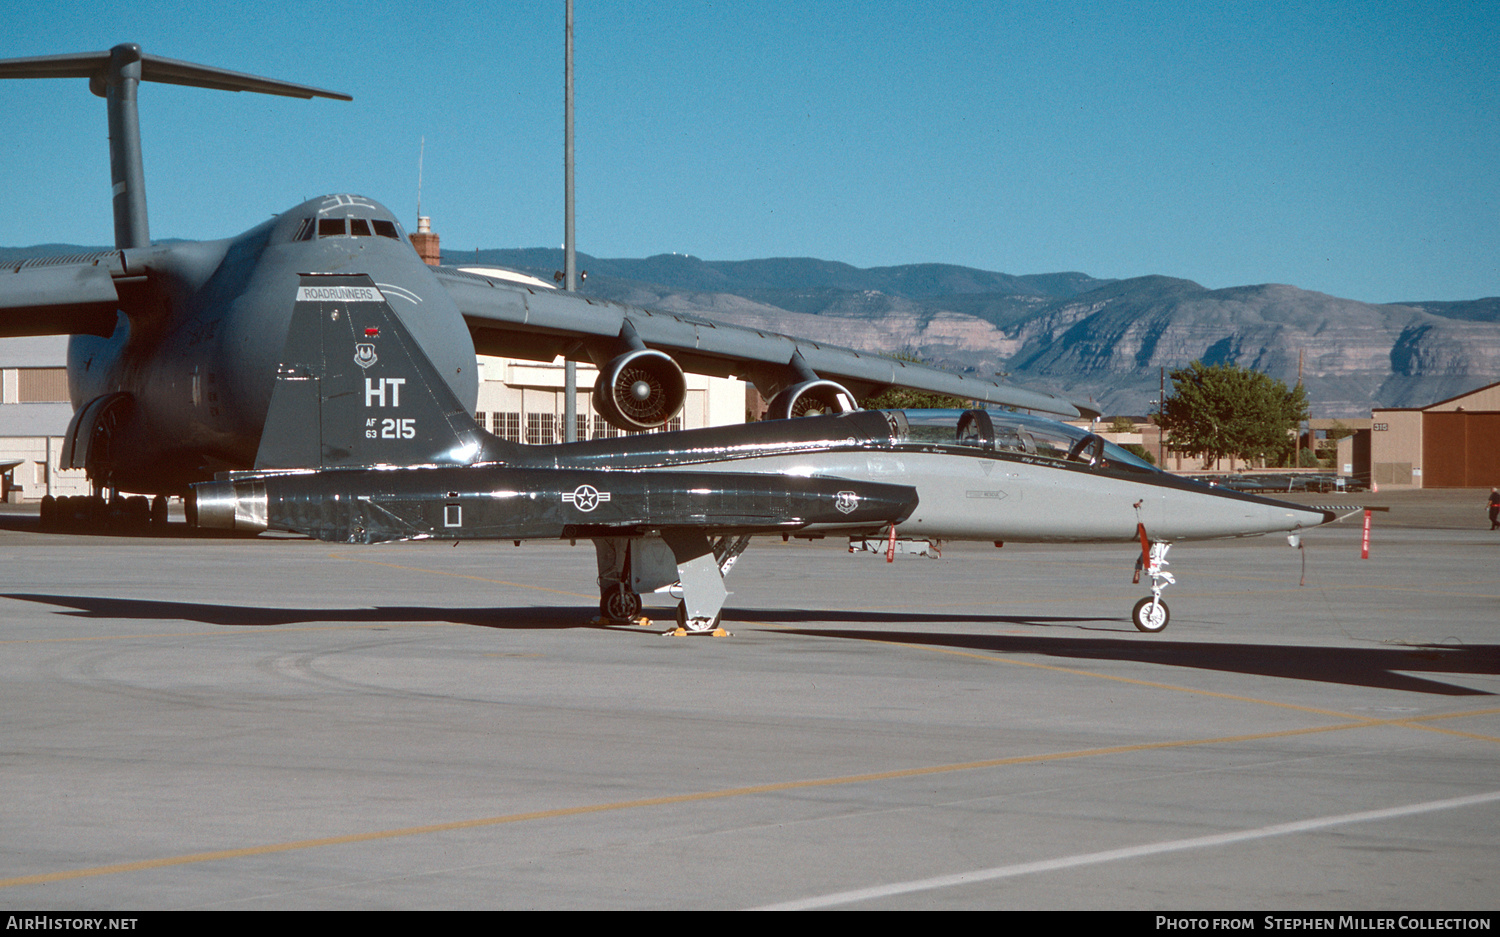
[194, 467, 918, 544]
[0, 47, 350, 100]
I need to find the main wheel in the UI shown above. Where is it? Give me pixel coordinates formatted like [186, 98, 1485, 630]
[1132, 596, 1170, 633]
[600, 584, 642, 623]
[675, 601, 722, 633]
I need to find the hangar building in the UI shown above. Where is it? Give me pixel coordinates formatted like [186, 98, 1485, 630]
[1368, 380, 1500, 489]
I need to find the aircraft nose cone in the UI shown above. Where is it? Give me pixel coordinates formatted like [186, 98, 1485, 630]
[1268, 502, 1337, 531]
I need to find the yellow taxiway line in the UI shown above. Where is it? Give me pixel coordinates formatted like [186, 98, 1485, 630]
[5, 708, 1496, 891]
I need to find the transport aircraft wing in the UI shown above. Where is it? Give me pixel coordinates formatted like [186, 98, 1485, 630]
[0, 252, 130, 338]
[437, 267, 1098, 420]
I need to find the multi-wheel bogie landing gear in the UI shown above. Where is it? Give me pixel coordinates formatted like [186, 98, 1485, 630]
[39, 491, 173, 534]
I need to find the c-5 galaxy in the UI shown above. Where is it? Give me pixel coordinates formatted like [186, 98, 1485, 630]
[1, 43, 1332, 634]
[0, 43, 1090, 513]
[190, 274, 1333, 633]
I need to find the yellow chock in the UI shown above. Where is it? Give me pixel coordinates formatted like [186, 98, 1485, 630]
[591, 616, 654, 628]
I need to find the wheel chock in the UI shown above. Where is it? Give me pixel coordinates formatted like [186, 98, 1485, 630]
[589, 616, 655, 628]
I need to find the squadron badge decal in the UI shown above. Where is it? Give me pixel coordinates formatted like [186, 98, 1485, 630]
[354, 343, 378, 369]
[834, 490, 860, 514]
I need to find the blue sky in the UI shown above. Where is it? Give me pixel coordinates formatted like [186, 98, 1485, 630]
[2, 1, 1495, 303]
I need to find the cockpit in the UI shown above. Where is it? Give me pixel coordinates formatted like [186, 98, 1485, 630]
[275, 195, 409, 245]
[882, 408, 1160, 474]
[291, 214, 405, 241]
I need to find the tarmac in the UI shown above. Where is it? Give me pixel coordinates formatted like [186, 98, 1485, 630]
[0, 490, 1495, 910]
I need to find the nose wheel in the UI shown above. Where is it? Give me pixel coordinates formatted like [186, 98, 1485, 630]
[1131, 596, 1170, 633]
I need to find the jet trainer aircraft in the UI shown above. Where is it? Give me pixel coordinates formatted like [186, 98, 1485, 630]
[0, 43, 1091, 512]
[2, 43, 1333, 634]
[188, 273, 1334, 633]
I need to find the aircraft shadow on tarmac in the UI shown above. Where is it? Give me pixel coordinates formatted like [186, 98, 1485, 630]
[1, 594, 591, 630]
[5, 593, 1494, 697]
[777, 627, 1498, 697]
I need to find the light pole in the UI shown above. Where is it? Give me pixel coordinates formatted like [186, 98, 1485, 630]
[563, 0, 578, 441]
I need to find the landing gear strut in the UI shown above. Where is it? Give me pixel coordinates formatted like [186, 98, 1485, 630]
[1132, 540, 1174, 633]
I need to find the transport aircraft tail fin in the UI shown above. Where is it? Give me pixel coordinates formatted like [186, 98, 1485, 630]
[255, 273, 511, 471]
[0, 43, 350, 250]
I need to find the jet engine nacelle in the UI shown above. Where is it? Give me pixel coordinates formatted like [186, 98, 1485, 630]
[766, 379, 858, 420]
[592, 348, 687, 431]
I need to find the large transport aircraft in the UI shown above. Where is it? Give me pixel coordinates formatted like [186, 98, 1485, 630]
[0, 43, 1091, 505]
[189, 274, 1335, 634]
[1, 44, 1333, 635]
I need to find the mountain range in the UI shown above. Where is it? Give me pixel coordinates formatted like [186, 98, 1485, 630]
[456, 249, 1500, 418]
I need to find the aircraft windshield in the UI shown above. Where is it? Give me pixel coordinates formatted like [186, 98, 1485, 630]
[308, 216, 404, 240]
[882, 409, 1159, 474]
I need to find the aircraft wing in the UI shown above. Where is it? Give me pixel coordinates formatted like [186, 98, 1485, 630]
[437, 268, 1096, 419]
[0, 251, 128, 338]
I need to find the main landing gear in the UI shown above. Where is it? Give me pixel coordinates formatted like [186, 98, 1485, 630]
[39, 492, 172, 534]
[600, 583, 642, 624]
[594, 533, 750, 634]
[1131, 540, 1174, 633]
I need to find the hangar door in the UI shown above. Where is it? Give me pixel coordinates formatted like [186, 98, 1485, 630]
[1422, 411, 1500, 487]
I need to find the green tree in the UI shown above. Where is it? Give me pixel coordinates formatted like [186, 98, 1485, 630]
[1155, 361, 1308, 466]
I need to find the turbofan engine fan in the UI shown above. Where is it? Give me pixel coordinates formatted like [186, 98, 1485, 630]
[592, 348, 687, 431]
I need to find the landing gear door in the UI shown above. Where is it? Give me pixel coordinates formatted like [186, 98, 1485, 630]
[60, 391, 132, 483]
[593, 535, 681, 595]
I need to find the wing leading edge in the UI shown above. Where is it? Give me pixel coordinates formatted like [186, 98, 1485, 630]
[439, 268, 1097, 419]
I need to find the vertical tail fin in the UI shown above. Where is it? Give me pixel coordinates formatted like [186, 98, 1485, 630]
[0, 44, 350, 250]
[255, 274, 509, 470]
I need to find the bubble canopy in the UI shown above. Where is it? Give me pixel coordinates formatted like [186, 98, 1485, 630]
[882, 409, 1159, 474]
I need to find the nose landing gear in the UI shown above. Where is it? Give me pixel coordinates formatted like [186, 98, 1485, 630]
[1131, 539, 1174, 633]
